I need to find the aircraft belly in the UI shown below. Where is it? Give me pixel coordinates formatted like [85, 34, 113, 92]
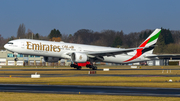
[103, 55, 150, 63]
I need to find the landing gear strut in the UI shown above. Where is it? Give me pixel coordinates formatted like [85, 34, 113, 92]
[87, 60, 97, 70]
[14, 53, 18, 61]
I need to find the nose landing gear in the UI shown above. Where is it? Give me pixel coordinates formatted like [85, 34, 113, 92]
[13, 52, 18, 61]
[14, 58, 18, 61]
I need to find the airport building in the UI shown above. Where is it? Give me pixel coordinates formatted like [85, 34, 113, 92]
[0, 50, 71, 66]
[0, 50, 42, 66]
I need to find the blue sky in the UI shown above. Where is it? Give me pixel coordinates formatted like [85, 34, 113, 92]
[1, 0, 180, 38]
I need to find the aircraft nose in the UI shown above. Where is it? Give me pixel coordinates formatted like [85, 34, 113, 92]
[4, 44, 12, 50]
[4, 44, 8, 49]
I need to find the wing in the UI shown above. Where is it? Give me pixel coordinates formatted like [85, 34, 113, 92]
[85, 47, 141, 57]
[66, 46, 150, 61]
[85, 44, 156, 57]
[66, 47, 141, 58]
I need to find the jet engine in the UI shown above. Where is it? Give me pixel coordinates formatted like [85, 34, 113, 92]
[44, 56, 61, 62]
[71, 52, 87, 63]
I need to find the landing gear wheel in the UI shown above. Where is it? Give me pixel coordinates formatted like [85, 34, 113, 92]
[92, 66, 97, 70]
[70, 64, 74, 67]
[14, 58, 18, 61]
[77, 66, 82, 70]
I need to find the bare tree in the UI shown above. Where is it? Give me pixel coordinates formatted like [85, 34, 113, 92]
[0, 34, 9, 49]
[0, 34, 3, 49]
[26, 29, 33, 39]
[61, 33, 69, 42]
[17, 23, 26, 38]
[73, 29, 94, 44]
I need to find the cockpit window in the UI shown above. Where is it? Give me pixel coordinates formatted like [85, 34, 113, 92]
[7, 42, 13, 44]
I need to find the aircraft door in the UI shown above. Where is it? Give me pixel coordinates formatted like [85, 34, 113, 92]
[21, 42, 25, 48]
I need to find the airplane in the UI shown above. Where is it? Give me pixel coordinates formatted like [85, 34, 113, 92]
[4, 29, 161, 70]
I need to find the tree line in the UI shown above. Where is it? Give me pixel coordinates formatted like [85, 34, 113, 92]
[1, 23, 180, 54]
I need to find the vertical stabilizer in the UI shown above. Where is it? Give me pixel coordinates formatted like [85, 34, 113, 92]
[139, 28, 161, 54]
[124, 29, 161, 62]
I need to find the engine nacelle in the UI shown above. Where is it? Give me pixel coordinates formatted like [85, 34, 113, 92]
[71, 52, 87, 63]
[44, 56, 61, 62]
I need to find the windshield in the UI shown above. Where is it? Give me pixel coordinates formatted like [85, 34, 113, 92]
[7, 42, 13, 44]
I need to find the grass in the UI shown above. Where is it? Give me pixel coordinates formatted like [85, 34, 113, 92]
[0, 92, 180, 101]
[0, 70, 180, 76]
[1, 66, 180, 100]
[0, 66, 180, 88]
[1, 65, 180, 75]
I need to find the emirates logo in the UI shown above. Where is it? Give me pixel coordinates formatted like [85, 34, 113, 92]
[79, 55, 82, 60]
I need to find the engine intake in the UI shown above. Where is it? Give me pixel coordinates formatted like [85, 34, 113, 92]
[71, 52, 87, 63]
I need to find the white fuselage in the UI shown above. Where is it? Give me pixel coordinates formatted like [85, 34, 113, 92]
[4, 39, 152, 63]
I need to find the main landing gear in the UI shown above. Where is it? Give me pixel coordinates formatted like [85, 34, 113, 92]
[86, 65, 97, 70]
[70, 64, 82, 70]
[70, 61, 97, 70]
